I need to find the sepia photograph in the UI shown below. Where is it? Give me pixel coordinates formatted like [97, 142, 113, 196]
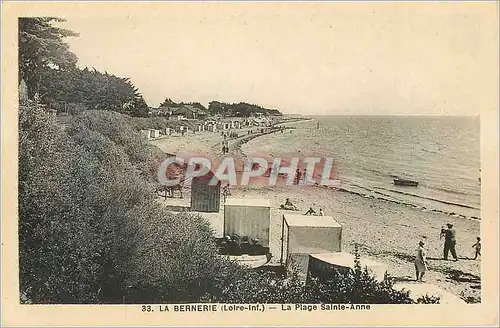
[2, 1, 499, 327]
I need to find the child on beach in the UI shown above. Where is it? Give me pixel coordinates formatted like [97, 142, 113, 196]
[472, 237, 481, 260]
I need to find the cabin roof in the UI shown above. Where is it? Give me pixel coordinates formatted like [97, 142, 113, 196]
[225, 198, 270, 207]
[310, 252, 385, 268]
[283, 214, 341, 228]
[191, 165, 220, 184]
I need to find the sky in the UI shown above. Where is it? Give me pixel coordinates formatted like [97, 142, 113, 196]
[57, 2, 498, 115]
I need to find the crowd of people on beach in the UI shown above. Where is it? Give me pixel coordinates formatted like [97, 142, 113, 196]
[414, 223, 481, 282]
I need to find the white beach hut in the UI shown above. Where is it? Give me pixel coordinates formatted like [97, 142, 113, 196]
[224, 198, 271, 248]
[150, 129, 160, 138]
[281, 214, 342, 276]
[308, 252, 388, 282]
[140, 129, 152, 140]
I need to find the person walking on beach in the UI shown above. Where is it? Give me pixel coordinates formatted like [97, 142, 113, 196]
[222, 184, 230, 203]
[304, 207, 316, 215]
[472, 237, 481, 260]
[295, 169, 301, 185]
[302, 169, 308, 185]
[414, 240, 428, 282]
[221, 139, 228, 154]
[319, 208, 325, 216]
[442, 223, 458, 261]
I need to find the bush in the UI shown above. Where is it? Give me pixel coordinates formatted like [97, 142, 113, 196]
[19, 104, 108, 303]
[416, 294, 441, 304]
[200, 247, 415, 304]
[69, 110, 165, 181]
[19, 105, 219, 303]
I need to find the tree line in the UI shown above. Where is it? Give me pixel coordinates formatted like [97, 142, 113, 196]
[19, 17, 148, 117]
[208, 101, 282, 117]
[18, 17, 282, 120]
[157, 97, 283, 117]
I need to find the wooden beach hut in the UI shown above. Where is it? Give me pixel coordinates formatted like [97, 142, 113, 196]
[191, 169, 221, 213]
[224, 198, 271, 248]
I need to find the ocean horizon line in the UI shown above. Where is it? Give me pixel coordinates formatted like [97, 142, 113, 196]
[283, 113, 480, 118]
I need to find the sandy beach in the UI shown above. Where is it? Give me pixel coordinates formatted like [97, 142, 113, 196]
[152, 122, 481, 302]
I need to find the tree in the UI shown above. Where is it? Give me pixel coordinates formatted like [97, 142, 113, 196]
[130, 95, 149, 117]
[180, 102, 207, 112]
[207, 101, 282, 117]
[19, 17, 79, 98]
[159, 97, 180, 108]
[19, 18, 151, 116]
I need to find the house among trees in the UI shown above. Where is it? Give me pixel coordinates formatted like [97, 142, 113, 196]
[151, 106, 175, 117]
[166, 105, 207, 120]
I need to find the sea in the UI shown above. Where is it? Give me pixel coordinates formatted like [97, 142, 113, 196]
[244, 115, 481, 220]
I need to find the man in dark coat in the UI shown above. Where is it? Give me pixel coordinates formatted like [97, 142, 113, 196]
[442, 223, 458, 261]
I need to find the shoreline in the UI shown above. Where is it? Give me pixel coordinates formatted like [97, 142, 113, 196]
[151, 117, 481, 302]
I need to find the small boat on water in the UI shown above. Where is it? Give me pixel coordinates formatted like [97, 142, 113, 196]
[393, 178, 419, 187]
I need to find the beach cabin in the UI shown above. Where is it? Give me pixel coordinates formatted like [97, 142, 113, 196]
[229, 120, 241, 129]
[150, 129, 160, 138]
[140, 129, 152, 140]
[207, 124, 217, 132]
[308, 252, 388, 282]
[190, 169, 221, 212]
[281, 214, 342, 276]
[217, 122, 231, 131]
[224, 198, 271, 249]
